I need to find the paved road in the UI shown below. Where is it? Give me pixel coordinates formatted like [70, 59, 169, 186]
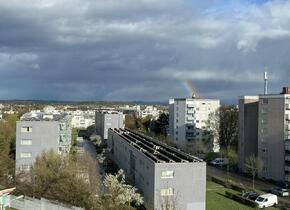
[207, 165, 290, 207]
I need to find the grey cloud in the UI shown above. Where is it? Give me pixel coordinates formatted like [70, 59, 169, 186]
[0, 0, 290, 103]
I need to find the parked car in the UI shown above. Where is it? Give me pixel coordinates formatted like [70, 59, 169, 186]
[242, 191, 259, 201]
[255, 194, 278, 208]
[210, 158, 229, 166]
[269, 187, 289, 197]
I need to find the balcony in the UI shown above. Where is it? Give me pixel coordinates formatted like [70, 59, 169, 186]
[187, 104, 194, 108]
[287, 124, 290, 131]
[286, 104, 290, 110]
[285, 175, 290, 182]
[286, 114, 290, 121]
[285, 166, 290, 172]
[285, 155, 290, 161]
[187, 109, 195, 114]
[187, 116, 195, 121]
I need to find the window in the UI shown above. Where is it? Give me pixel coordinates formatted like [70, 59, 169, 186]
[261, 118, 267, 124]
[261, 128, 268, 134]
[21, 127, 32, 133]
[21, 139, 32, 145]
[261, 107, 267, 114]
[20, 152, 32, 158]
[262, 98, 268, 104]
[20, 165, 31, 171]
[160, 188, 174, 196]
[161, 170, 174, 179]
[161, 204, 174, 210]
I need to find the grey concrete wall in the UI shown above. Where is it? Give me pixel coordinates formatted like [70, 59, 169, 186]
[258, 97, 285, 181]
[154, 162, 206, 210]
[108, 130, 206, 210]
[238, 97, 259, 172]
[108, 130, 155, 209]
[95, 112, 124, 142]
[16, 118, 71, 172]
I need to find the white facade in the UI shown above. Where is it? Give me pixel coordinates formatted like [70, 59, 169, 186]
[70, 110, 95, 129]
[169, 98, 220, 152]
[137, 106, 160, 119]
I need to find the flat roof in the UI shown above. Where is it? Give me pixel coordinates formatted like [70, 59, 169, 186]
[110, 128, 203, 163]
[20, 112, 68, 121]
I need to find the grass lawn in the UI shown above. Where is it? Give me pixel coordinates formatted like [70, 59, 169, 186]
[206, 181, 278, 210]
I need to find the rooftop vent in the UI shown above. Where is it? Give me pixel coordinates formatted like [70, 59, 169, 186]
[281, 87, 290, 95]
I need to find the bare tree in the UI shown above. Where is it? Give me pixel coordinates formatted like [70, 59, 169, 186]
[207, 106, 238, 151]
[245, 155, 263, 190]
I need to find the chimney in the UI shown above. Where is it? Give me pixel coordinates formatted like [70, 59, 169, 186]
[281, 87, 290, 94]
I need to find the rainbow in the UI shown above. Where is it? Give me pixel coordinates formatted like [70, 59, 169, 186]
[181, 80, 198, 97]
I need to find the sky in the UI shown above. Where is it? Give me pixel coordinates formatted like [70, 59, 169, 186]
[0, 0, 290, 103]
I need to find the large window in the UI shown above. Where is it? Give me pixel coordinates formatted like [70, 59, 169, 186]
[21, 127, 32, 133]
[161, 170, 174, 179]
[20, 152, 32, 158]
[160, 188, 174, 196]
[21, 139, 32, 145]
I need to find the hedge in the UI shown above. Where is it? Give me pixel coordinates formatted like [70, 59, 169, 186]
[225, 191, 258, 208]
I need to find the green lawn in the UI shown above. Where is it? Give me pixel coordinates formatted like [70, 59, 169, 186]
[206, 181, 278, 210]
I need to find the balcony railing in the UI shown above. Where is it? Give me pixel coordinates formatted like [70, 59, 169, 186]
[187, 109, 195, 114]
[285, 155, 290, 161]
[285, 166, 290, 172]
[286, 104, 290, 110]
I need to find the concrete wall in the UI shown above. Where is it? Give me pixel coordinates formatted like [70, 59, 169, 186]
[95, 112, 124, 142]
[238, 97, 259, 172]
[258, 97, 285, 181]
[108, 130, 206, 210]
[154, 162, 206, 210]
[16, 118, 71, 172]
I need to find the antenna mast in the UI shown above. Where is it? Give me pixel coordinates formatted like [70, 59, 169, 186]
[264, 71, 268, 95]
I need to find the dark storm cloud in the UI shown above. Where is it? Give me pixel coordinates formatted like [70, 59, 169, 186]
[0, 0, 290, 102]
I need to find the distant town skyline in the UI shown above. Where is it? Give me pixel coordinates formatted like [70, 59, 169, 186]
[0, 0, 289, 102]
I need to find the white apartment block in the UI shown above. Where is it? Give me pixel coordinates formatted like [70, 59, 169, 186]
[70, 110, 95, 129]
[169, 97, 220, 152]
[137, 106, 160, 119]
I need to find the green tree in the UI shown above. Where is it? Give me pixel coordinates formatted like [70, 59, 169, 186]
[0, 118, 16, 185]
[17, 150, 100, 209]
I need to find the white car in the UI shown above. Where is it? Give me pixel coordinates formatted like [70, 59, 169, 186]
[255, 194, 278, 208]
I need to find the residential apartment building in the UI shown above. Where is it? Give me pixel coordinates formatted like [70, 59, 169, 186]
[70, 110, 95, 129]
[108, 128, 206, 210]
[15, 111, 72, 173]
[168, 97, 220, 152]
[137, 106, 160, 119]
[238, 96, 259, 172]
[239, 87, 290, 182]
[95, 111, 124, 142]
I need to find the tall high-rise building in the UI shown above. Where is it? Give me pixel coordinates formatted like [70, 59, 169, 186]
[168, 97, 220, 152]
[239, 87, 290, 182]
[95, 111, 124, 143]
